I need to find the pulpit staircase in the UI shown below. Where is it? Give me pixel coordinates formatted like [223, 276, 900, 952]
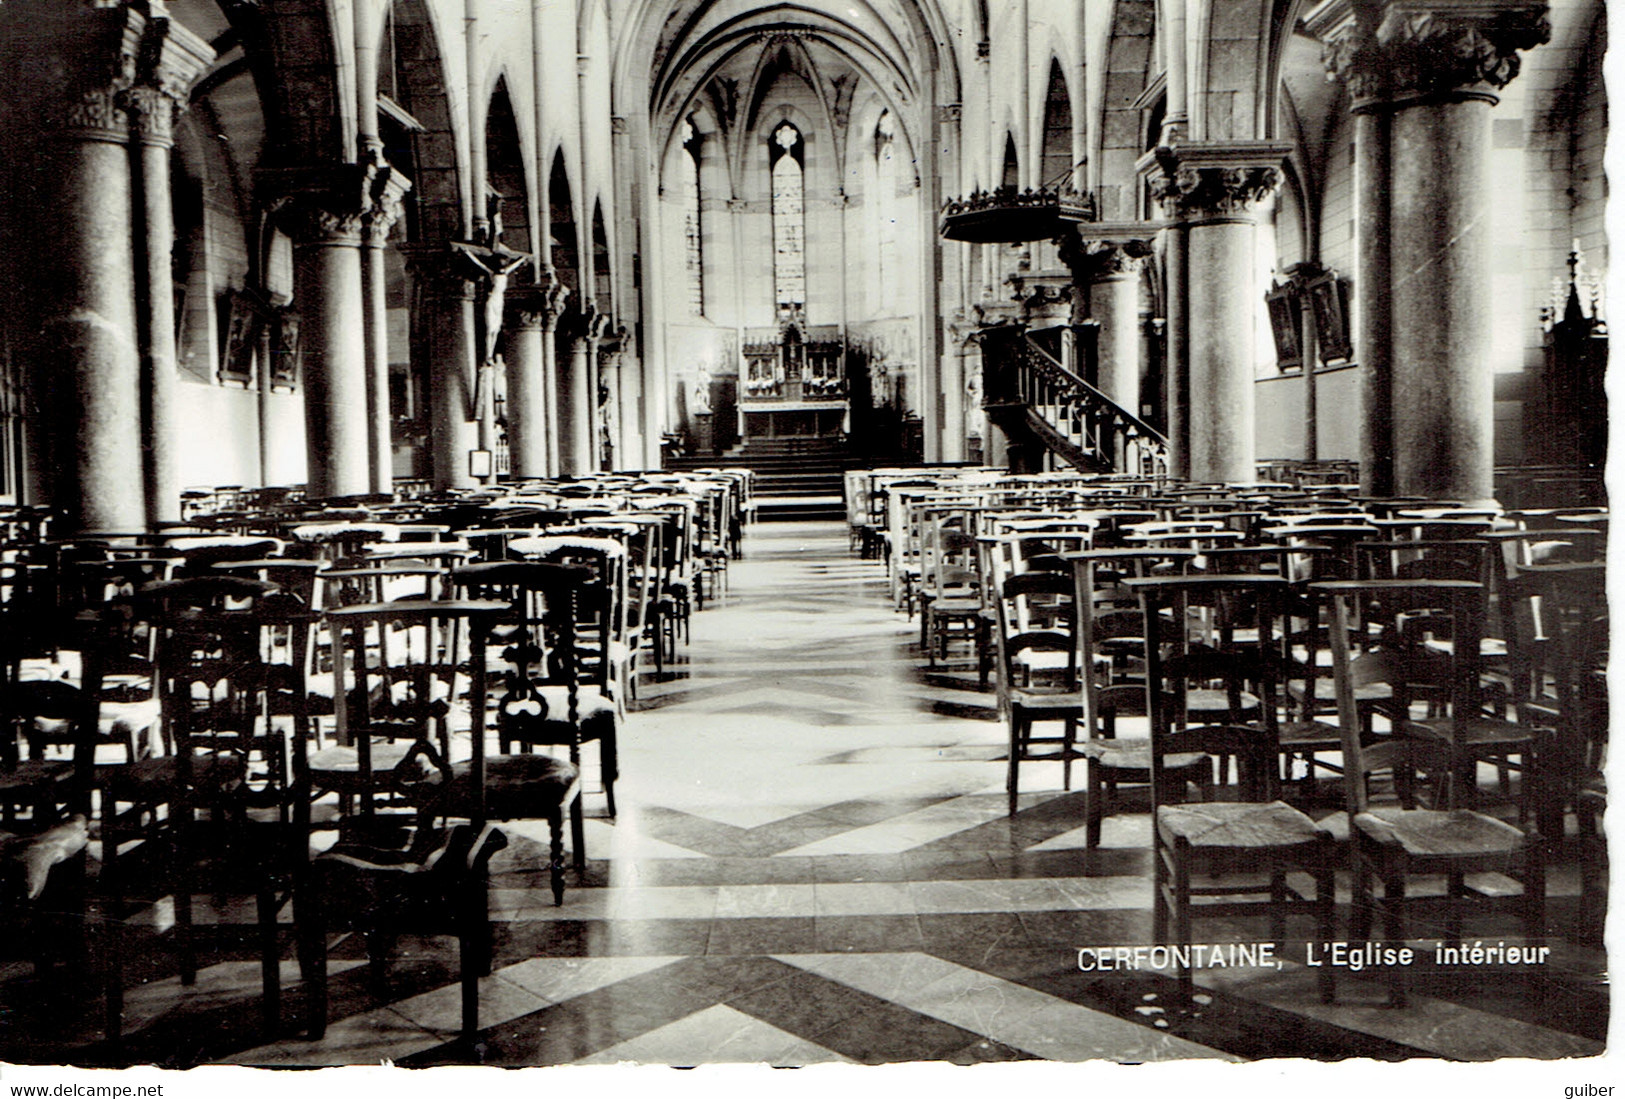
[980, 325, 1168, 477]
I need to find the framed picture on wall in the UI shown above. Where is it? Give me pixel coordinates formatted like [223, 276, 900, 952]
[1306, 270, 1353, 363]
[270, 310, 301, 389]
[1265, 281, 1302, 371]
[218, 288, 263, 385]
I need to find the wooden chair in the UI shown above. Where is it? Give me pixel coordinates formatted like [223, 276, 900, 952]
[919, 522, 986, 669]
[1127, 573, 1336, 1002]
[1317, 579, 1545, 1008]
[992, 572, 1084, 815]
[452, 559, 599, 889]
[99, 575, 311, 1041]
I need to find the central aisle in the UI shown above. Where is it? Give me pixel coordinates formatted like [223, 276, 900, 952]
[213, 521, 1603, 1068]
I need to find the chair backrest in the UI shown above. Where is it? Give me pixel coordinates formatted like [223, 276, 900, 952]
[1506, 562, 1607, 718]
[1314, 578, 1485, 813]
[1124, 574, 1288, 806]
[504, 536, 621, 692]
[139, 575, 287, 796]
[326, 597, 507, 816]
[992, 571, 1080, 704]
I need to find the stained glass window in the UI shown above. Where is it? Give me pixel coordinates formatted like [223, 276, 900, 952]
[770, 122, 805, 309]
[681, 118, 704, 315]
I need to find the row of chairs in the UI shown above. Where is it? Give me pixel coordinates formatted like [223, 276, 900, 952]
[853, 467, 1606, 1005]
[0, 467, 754, 1056]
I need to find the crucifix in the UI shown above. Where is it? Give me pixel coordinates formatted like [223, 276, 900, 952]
[451, 190, 533, 476]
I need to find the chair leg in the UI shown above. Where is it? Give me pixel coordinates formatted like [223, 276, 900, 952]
[1351, 855, 1375, 941]
[175, 838, 196, 986]
[1445, 868, 1465, 943]
[569, 794, 587, 875]
[1382, 865, 1408, 1008]
[1269, 870, 1287, 945]
[549, 809, 568, 906]
[257, 884, 281, 1037]
[1006, 712, 1024, 816]
[459, 894, 481, 1037]
[297, 880, 327, 1039]
[601, 733, 619, 820]
[1173, 842, 1194, 999]
[1523, 838, 1547, 942]
[1152, 844, 1170, 944]
[1085, 761, 1103, 848]
[1315, 839, 1337, 1004]
[102, 824, 125, 1048]
[1061, 717, 1076, 792]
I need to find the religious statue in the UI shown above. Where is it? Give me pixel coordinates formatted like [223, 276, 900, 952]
[691, 366, 712, 415]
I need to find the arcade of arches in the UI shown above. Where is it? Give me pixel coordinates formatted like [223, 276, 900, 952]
[0, 0, 1604, 528]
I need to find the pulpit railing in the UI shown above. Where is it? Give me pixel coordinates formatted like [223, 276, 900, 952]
[982, 325, 1168, 476]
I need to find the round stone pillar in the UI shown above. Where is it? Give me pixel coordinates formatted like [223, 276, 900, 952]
[1151, 154, 1283, 485]
[560, 308, 608, 476]
[1315, 0, 1549, 500]
[124, 18, 213, 527]
[360, 169, 409, 495]
[281, 197, 371, 500]
[44, 103, 146, 532]
[502, 293, 548, 480]
[940, 324, 969, 464]
[1063, 238, 1151, 419]
[403, 248, 479, 490]
[1390, 101, 1493, 500]
[1091, 270, 1143, 418]
[540, 281, 569, 476]
[128, 91, 182, 528]
[1186, 220, 1260, 483]
[563, 336, 593, 476]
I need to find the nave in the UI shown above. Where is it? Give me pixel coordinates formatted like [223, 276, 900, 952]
[1, 520, 1604, 1067]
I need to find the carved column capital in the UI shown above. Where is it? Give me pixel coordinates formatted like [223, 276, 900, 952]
[1378, 1, 1550, 104]
[122, 14, 215, 147]
[399, 243, 478, 300]
[261, 164, 380, 246]
[361, 161, 413, 246]
[24, 4, 142, 143]
[1311, 0, 1549, 109]
[505, 277, 573, 332]
[1058, 235, 1154, 281]
[504, 288, 549, 331]
[1142, 143, 1289, 223]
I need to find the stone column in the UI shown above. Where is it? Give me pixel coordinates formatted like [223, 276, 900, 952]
[124, 19, 214, 528]
[360, 166, 410, 495]
[18, 5, 148, 533]
[541, 281, 569, 476]
[503, 289, 549, 480]
[1318, 0, 1548, 500]
[1148, 147, 1287, 484]
[560, 306, 608, 476]
[270, 170, 374, 500]
[940, 317, 971, 464]
[1062, 236, 1152, 416]
[402, 246, 479, 490]
[609, 327, 641, 471]
[1163, 226, 1190, 478]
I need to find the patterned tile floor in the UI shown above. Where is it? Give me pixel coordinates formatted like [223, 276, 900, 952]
[0, 521, 1608, 1068]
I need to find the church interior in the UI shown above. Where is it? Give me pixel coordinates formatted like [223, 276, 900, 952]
[0, 0, 1609, 1070]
